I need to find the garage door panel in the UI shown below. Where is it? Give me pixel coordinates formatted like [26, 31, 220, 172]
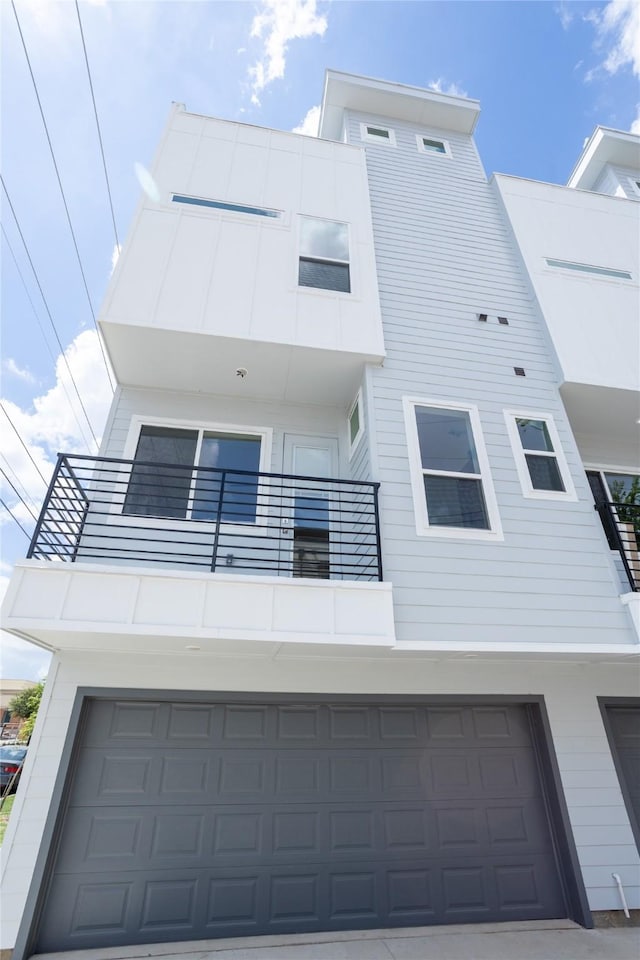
[36, 699, 568, 951]
[87, 703, 546, 751]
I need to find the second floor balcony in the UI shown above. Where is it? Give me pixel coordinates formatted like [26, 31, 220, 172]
[594, 499, 640, 594]
[0, 454, 396, 656]
[28, 454, 383, 581]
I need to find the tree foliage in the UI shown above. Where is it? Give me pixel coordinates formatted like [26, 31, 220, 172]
[8, 682, 44, 741]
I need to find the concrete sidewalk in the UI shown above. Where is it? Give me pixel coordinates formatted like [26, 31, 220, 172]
[32, 920, 640, 960]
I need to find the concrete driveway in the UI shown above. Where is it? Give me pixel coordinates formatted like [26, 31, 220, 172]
[32, 920, 640, 960]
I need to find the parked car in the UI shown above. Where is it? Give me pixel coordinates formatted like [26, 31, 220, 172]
[0, 744, 27, 792]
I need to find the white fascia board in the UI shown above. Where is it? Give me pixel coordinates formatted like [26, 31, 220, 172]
[393, 640, 640, 658]
[567, 126, 640, 191]
[320, 69, 480, 140]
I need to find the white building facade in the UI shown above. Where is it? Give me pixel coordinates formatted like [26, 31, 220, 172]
[1, 72, 639, 956]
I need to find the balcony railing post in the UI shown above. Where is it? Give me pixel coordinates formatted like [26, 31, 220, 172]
[27, 453, 65, 559]
[373, 483, 383, 582]
[210, 470, 227, 573]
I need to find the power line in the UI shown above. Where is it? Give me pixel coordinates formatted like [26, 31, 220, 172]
[0, 401, 49, 487]
[0, 454, 42, 516]
[10, 0, 115, 391]
[1, 225, 96, 452]
[1, 177, 100, 450]
[0, 496, 31, 541]
[0, 466, 39, 523]
[74, 0, 120, 251]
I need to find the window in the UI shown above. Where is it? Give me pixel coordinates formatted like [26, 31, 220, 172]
[602, 472, 640, 504]
[123, 423, 269, 522]
[172, 195, 280, 218]
[505, 412, 576, 500]
[416, 135, 451, 156]
[545, 258, 631, 280]
[348, 389, 364, 458]
[403, 398, 502, 538]
[298, 217, 350, 293]
[360, 123, 396, 146]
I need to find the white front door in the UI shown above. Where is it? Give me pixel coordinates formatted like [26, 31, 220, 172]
[281, 435, 339, 579]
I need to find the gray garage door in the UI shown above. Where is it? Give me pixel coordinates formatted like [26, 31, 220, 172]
[36, 698, 567, 952]
[605, 704, 640, 848]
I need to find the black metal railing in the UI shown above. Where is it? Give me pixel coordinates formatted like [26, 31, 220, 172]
[595, 501, 640, 591]
[28, 454, 383, 582]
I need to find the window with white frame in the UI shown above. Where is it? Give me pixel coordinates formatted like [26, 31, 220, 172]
[298, 217, 350, 293]
[123, 423, 270, 522]
[416, 135, 451, 157]
[504, 412, 576, 500]
[348, 389, 364, 458]
[360, 123, 396, 146]
[403, 398, 502, 537]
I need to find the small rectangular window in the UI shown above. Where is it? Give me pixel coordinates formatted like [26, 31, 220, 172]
[505, 411, 576, 500]
[299, 217, 350, 293]
[172, 195, 280, 218]
[348, 389, 364, 457]
[416, 135, 451, 156]
[360, 123, 396, 146]
[545, 258, 631, 280]
[403, 398, 502, 539]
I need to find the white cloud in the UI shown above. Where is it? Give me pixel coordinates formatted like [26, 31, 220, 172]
[599, 0, 640, 76]
[556, 2, 574, 31]
[292, 104, 320, 136]
[2, 359, 37, 384]
[0, 330, 112, 527]
[428, 78, 468, 98]
[584, 0, 640, 83]
[632, 108, 640, 134]
[0, 576, 51, 682]
[248, 0, 327, 105]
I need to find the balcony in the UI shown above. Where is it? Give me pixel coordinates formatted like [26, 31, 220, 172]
[28, 454, 382, 580]
[595, 500, 640, 592]
[2, 455, 395, 656]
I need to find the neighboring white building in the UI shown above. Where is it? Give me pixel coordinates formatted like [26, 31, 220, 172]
[1, 72, 639, 957]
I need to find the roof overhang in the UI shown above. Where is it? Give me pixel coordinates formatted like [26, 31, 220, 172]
[320, 70, 480, 141]
[567, 126, 640, 190]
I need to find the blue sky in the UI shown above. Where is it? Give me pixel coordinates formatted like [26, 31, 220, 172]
[1, 0, 639, 680]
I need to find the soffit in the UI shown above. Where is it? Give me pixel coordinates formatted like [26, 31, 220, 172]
[320, 70, 480, 140]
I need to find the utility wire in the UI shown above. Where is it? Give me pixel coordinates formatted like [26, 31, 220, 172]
[0, 454, 41, 517]
[0, 456, 68, 555]
[74, 0, 120, 251]
[0, 466, 38, 523]
[1, 225, 96, 452]
[0, 496, 31, 540]
[0, 402, 49, 487]
[10, 0, 115, 391]
[1, 177, 100, 450]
